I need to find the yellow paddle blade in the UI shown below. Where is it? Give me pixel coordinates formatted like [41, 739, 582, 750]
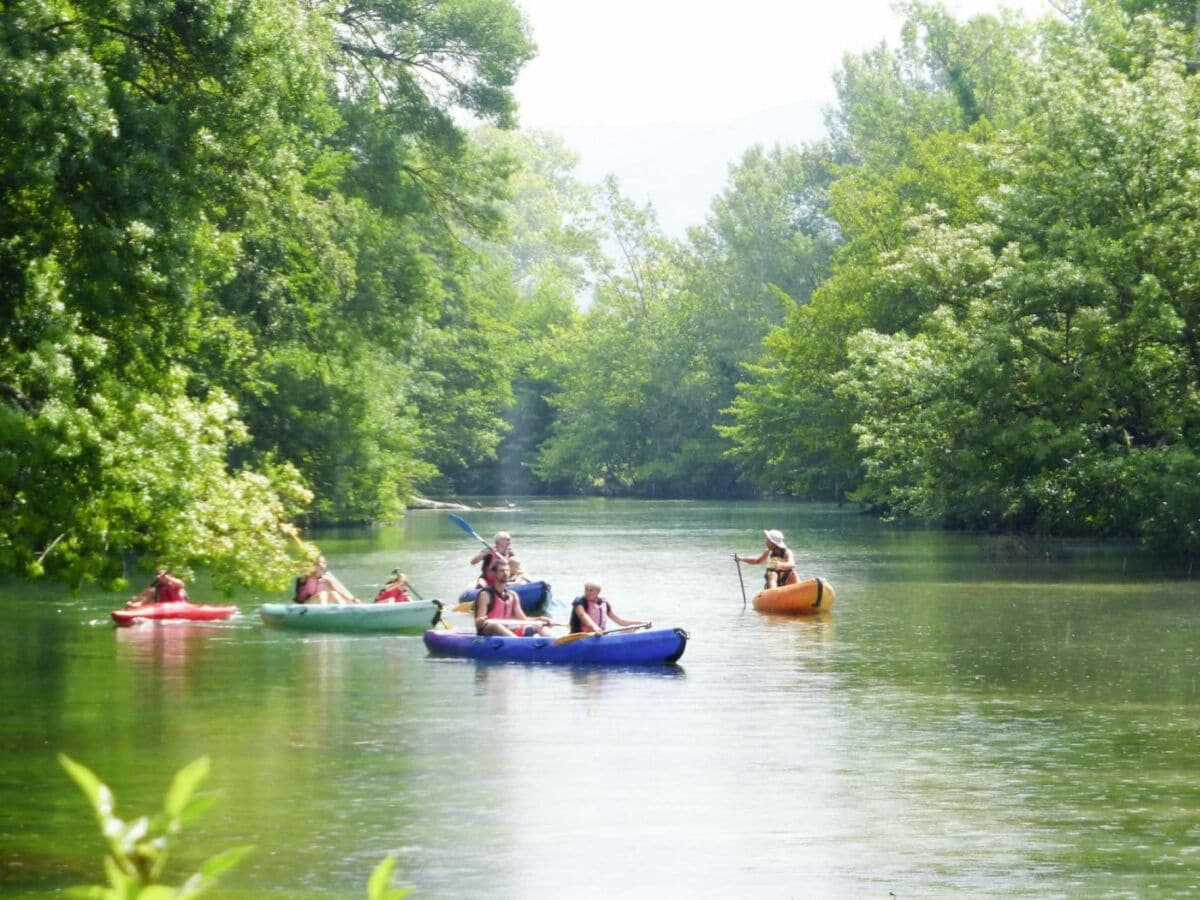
[453, 601, 474, 613]
[552, 631, 598, 647]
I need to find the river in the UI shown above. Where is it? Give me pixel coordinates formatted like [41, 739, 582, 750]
[0, 499, 1197, 897]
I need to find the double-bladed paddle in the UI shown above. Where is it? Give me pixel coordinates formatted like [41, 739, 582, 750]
[552, 622, 652, 646]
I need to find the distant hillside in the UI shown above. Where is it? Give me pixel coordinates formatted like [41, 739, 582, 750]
[545, 100, 828, 237]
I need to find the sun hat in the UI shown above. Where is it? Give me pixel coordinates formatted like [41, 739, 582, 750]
[764, 529, 787, 548]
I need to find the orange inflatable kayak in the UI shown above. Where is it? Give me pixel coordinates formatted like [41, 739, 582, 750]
[752, 576, 834, 615]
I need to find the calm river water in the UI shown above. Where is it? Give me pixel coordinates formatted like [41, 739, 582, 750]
[1, 499, 1198, 898]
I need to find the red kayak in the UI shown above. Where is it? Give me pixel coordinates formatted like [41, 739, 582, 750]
[111, 602, 239, 626]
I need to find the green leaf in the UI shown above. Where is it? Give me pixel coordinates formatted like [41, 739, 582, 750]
[197, 845, 253, 882]
[164, 757, 210, 820]
[59, 754, 104, 811]
[177, 792, 219, 826]
[366, 855, 395, 900]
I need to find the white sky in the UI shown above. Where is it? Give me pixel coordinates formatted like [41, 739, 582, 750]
[513, 0, 1054, 129]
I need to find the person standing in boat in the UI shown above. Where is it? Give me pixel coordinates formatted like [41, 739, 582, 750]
[294, 555, 358, 605]
[737, 530, 797, 589]
[474, 562, 552, 637]
[569, 579, 649, 634]
[471, 531, 513, 588]
[125, 568, 188, 608]
[373, 569, 411, 603]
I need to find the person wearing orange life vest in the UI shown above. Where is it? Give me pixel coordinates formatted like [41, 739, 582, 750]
[569, 579, 649, 634]
[125, 568, 189, 608]
[736, 529, 797, 589]
[373, 569, 411, 603]
[474, 561, 552, 637]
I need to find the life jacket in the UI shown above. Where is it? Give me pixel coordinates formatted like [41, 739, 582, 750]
[374, 585, 409, 603]
[569, 596, 609, 633]
[765, 547, 795, 587]
[294, 574, 321, 604]
[481, 585, 518, 620]
[153, 574, 186, 604]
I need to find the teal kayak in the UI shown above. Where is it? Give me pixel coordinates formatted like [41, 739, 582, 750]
[259, 600, 442, 634]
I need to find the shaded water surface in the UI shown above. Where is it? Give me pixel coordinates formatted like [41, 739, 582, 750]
[1, 500, 1197, 897]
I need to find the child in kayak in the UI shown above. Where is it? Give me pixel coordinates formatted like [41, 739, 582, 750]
[474, 562, 552, 637]
[374, 569, 411, 603]
[506, 554, 531, 584]
[125, 568, 188, 608]
[569, 579, 649, 634]
[471, 531, 512, 588]
[737, 529, 797, 589]
[294, 555, 359, 605]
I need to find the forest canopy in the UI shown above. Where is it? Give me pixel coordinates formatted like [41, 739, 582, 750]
[2, 0, 1197, 591]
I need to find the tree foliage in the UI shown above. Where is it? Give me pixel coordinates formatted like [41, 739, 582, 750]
[0, 0, 532, 586]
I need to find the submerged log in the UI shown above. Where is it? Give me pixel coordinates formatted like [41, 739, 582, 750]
[407, 496, 472, 511]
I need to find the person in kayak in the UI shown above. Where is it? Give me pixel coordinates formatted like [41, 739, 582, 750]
[294, 555, 359, 605]
[506, 554, 531, 584]
[737, 529, 797, 589]
[125, 568, 189, 608]
[471, 531, 512, 588]
[373, 569, 411, 603]
[474, 562, 552, 637]
[569, 579, 649, 634]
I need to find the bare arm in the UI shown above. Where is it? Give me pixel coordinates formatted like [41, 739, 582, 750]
[739, 551, 769, 565]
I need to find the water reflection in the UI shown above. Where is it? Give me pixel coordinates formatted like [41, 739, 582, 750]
[0, 501, 1198, 897]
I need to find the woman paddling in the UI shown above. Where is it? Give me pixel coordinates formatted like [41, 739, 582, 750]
[568, 579, 649, 634]
[736, 529, 797, 590]
[125, 568, 189, 608]
[470, 531, 513, 588]
[294, 555, 358, 605]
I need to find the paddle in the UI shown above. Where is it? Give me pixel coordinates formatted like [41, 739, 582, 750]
[552, 623, 651, 646]
[733, 553, 748, 609]
[447, 514, 494, 553]
[430, 600, 452, 630]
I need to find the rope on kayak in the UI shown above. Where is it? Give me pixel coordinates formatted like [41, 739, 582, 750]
[814, 577, 824, 609]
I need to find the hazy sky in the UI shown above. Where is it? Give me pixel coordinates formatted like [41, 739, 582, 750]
[513, 0, 1053, 129]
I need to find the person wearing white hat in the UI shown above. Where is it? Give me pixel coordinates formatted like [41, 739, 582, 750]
[736, 529, 797, 589]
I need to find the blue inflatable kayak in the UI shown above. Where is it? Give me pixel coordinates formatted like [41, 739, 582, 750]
[456, 579, 551, 614]
[423, 627, 688, 666]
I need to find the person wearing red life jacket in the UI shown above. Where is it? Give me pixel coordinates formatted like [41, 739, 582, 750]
[373, 569, 411, 603]
[736, 529, 797, 589]
[568, 579, 649, 634]
[471, 531, 512, 588]
[474, 562, 552, 637]
[125, 568, 189, 608]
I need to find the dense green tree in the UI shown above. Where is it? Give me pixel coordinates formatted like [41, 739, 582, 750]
[0, 0, 534, 585]
[838, 11, 1200, 552]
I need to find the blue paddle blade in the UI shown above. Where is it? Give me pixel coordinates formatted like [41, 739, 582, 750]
[448, 514, 480, 539]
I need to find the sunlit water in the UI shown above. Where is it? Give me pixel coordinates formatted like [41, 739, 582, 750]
[1, 500, 1197, 897]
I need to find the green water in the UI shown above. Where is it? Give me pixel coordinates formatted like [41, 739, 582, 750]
[1, 500, 1197, 897]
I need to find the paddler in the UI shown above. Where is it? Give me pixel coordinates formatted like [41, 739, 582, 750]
[294, 555, 359, 605]
[470, 531, 512, 588]
[125, 568, 188, 608]
[736, 529, 797, 589]
[373, 569, 411, 603]
[474, 562, 552, 637]
[568, 579, 649, 634]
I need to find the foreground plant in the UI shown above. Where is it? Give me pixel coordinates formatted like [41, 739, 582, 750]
[59, 754, 412, 898]
[59, 754, 250, 899]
